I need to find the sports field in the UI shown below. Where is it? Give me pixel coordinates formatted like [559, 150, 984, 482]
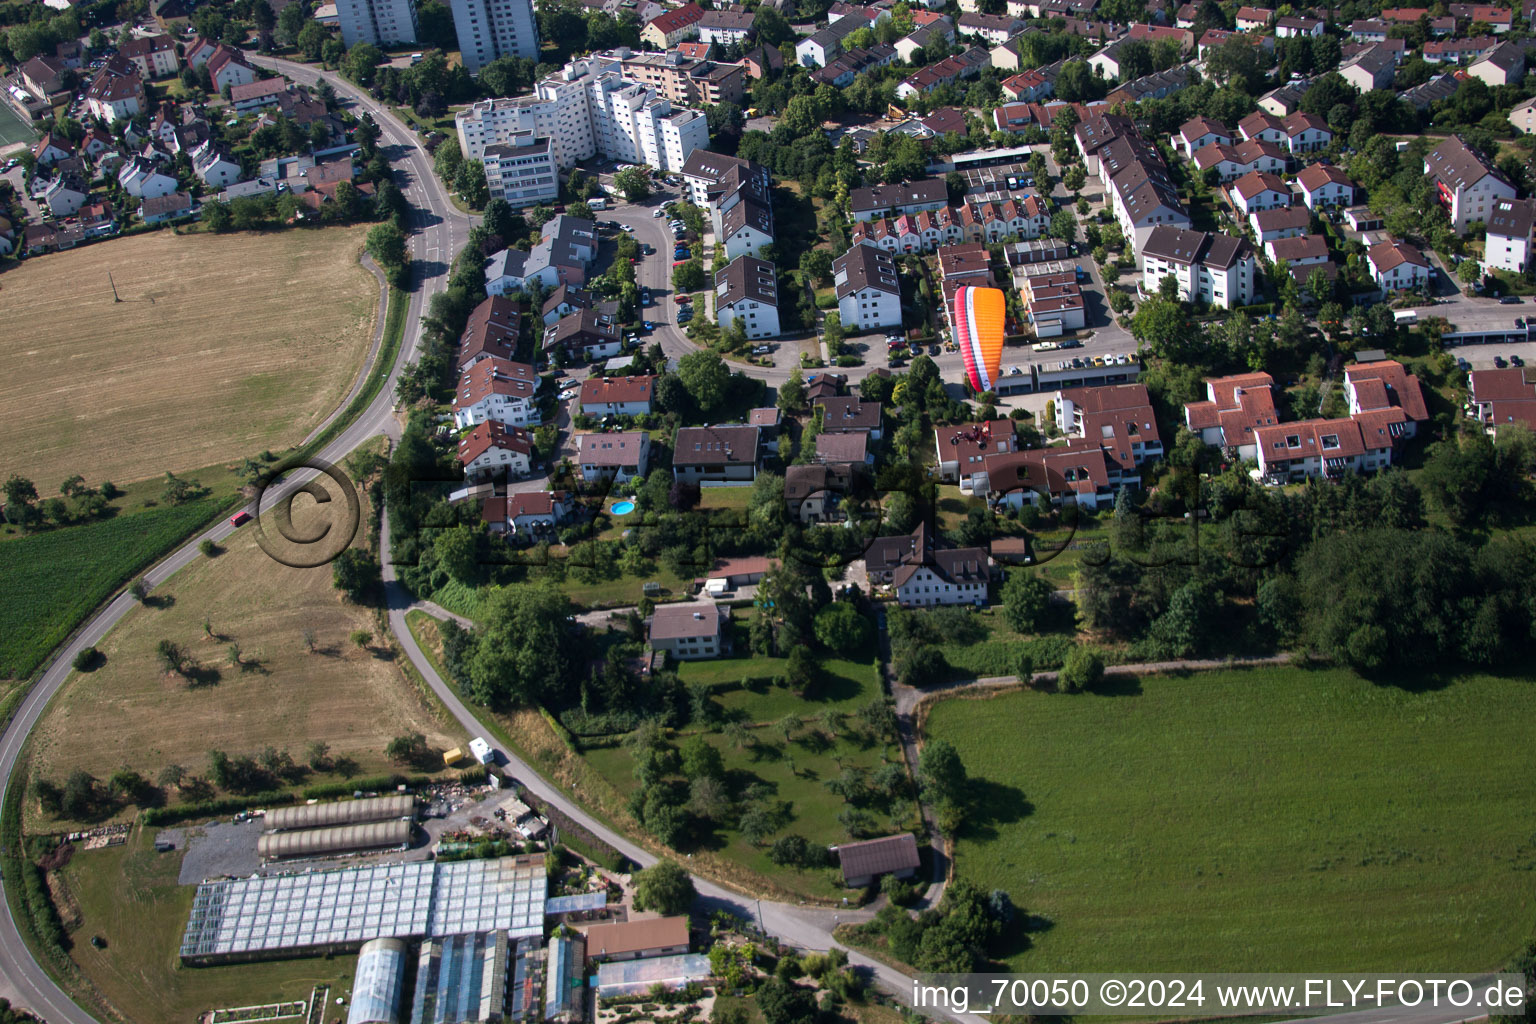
[25, 492, 465, 830]
[924, 667, 1536, 972]
[0, 102, 36, 148]
[0, 227, 378, 492]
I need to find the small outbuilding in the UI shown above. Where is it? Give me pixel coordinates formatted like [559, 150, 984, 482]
[832, 832, 921, 887]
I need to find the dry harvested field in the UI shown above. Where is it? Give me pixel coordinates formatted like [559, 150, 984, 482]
[0, 227, 378, 492]
[25, 493, 464, 830]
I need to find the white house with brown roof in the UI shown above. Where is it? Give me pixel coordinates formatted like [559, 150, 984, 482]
[673, 425, 758, 481]
[480, 490, 574, 536]
[118, 33, 179, 78]
[1140, 227, 1257, 309]
[1484, 197, 1536, 272]
[1254, 416, 1396, 483]
[1344, 359, 1429, 439]
[1425, 135, 1517, 231]
[649, 602, 727, 660]
[1053, 383, 1164, 485]
[457, 421, 535, 478]
[582, 916, 691, 961]
[935, 419, 1017, 486]
[1295, 163, 1354, 210]
[579, 375, 655, 417]
[576, 431, 651, 482]
[453, 357, 542, 429]
[714, 254, 780, 339]
[1228, 170, 1291, 217]
[833, 245, 902, 331]
[1467, 366, 1536, 434]
[1367, 240, 1430, 291]
[1183, 372, 1279, 460]
[814, 396, 883, 440]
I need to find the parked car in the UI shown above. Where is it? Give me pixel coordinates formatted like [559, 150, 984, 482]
[752, 344, 774, 354]
[1494, 356, 1508, 367]
[1458, 357, 1472, 371]
[1512, 354, 1525, 366]
[558, 378, 578, 389]
[653, 209, 666, 217]
[1500, 295, 1522, 304]
[1058, 338, 1083, 349]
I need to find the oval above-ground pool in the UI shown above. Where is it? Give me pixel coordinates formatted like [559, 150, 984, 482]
[611, 500, 636, 515]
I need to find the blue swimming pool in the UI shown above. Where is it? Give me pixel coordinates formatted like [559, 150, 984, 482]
[611, 500, 636, 515]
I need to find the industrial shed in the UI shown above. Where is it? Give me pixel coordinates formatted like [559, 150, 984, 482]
[264, 794, 415, 832]
[256, 819, 412, 860]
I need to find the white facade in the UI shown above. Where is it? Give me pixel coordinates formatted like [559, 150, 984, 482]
[455, 56, 708, 173]
[453, 392, 540, 429]
[450, 0, 537, 74]
[1486, 224, 1532, 272]
[43, 180, 85, 216]
[716, 293, 780, 340]
[192, 141, 242, 187]
[336, 0, 419, 46]
[1142, 238, 1257, 309]
[118, 159, 178, 198]
[482, 134, 559, 208]
[462, 443, 531, 477]
[894, 566, 988, 607]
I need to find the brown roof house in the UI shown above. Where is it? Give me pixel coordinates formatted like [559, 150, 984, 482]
[862, 522, 992, 607]
[649, 602, 729, 661]
[672, 425, 759, 482]
[582, 916, 691, 963]
[833, 832, 921, 888]
[575, 431, 651, 483]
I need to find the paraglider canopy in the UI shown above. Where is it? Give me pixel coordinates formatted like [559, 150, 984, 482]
[952, 286, 1006, 394]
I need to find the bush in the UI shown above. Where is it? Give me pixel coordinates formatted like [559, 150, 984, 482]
[71, 647, 99, 672]
[198, 538, 219, 557]
[139, 790, 295, 826]
[1059, 645, 1105, 692]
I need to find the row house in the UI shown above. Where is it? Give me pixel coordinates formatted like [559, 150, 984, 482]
[1175, 116, 1232, 158]
[1449, 4, 1512, 30]
[849, 178, 949, 222]
[1367, 239, 1431, 292]
[452, 356, 542, 429]
[1000, 66, 1057, 101]
[1193, 138, 1287, 182]
[1250, 204, 1311, 242]
[576, 432, 651, 482]
[973, 439, 1119, 510]
[480, 490, 574, 537]
[1467, 367, 1536, 434]
[1283, 111, 1332, 153]
[1345, 360, 1429, 440]
[1254, 417, 1395, 483]
[895, 18, 955, 62]
[1141, 226, 1258, 309]
[894, 46, 988, 99]
[1422, 36, 1496, 64]
[672, 425, 759, 482]
[459, 296, 522, 367]
[1264, 232, 1329, 269]
[1053, 383, 1164, 487]
[1229, 170, 1291, 217]
[1184, 372, 1279, 460]
[579, 374, 655, 417]
[1237, 109, 1287, 145]
[1295, 162, 1354, 210]
[1338, 44, 1396, 91]
[1468, 40, 1526, 86]
[956, 10, 1025, 44]
[457, 421, 535, 480]
[809, 43, 897, 87]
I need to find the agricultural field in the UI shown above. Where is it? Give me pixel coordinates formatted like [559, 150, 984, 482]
[0, 226, 379, 493]
[924, 666, 1536, 972]
[24, 491, 465, 831]
[56, 827, 356, 1024]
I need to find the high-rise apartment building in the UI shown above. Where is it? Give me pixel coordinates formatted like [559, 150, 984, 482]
[450, 0, 539, 74]
[454, 54, 710, 174]
[336, 0, 418, 47]
[482, 132, 560, 208]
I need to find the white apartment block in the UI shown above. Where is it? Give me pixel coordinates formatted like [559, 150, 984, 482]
[483, 133, 559, 208]
[455, 55, 708, 173]
[450, 0, 538, 74]
[337, 0, 419, 47]
[834, 245, 903, 331]
[1141, 227, 1257, 309]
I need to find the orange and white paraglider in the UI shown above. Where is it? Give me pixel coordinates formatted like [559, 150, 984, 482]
[952, 285, 1006, 394]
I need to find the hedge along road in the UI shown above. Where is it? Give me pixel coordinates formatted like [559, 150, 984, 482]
[0, 57, 1503, 1024]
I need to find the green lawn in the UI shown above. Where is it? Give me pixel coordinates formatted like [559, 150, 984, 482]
[0, 489, 239, 680]
[925, 666, 1536, 972]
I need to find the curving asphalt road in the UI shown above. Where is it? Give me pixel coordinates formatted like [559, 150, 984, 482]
[0, 57, 1512, 1024]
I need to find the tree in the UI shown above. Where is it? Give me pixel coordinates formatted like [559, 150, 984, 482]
[332, 548, 381, 603]
[454, 160, 489, 208]
[366, 222, 408, 269]
[777, 367, 806, 413]
[351, 629, 373, 651]
[2, 475, 39, 527]
[1062, 164, 1087, 193]
[679, 735, 725, 780]
[814, 602, 873, 653]
[386, 732, 430, 765]
[614, 166, 652, 201]
[676, 350, 731, 415]
[1001, 571, 1054, 633]
[1059, 645, 1105, 692]
[633, 859, 695, 915]
[757, 978, 820, 1024]
[467, 584, 581, 706]
[673, 258, 705, 292]
[919, 738, 967, 806]
[342, 43, 386, 85]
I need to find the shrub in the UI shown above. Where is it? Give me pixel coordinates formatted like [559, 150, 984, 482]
[1059, 645, 1105, 692]
[198, 538, 219, 557]
[71, 647, 99, 672]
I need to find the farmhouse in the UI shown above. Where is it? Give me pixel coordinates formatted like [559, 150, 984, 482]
[833, 833, 921, 887]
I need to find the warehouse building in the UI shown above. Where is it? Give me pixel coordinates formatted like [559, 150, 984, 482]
[180, 855, 547, 965]
[257, 819, 413, 861]
[265, 794, 415, 832]
[349, 938, 409, 1024]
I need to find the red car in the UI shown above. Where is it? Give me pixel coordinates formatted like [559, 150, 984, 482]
[230, 511, 253, 527]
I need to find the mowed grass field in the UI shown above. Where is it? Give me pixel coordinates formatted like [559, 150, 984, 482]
[25, 494, 464, 830]
[924, 667, 1536, 972]
[59, 827, 357, 1024]
[0, 227, 378, 492]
